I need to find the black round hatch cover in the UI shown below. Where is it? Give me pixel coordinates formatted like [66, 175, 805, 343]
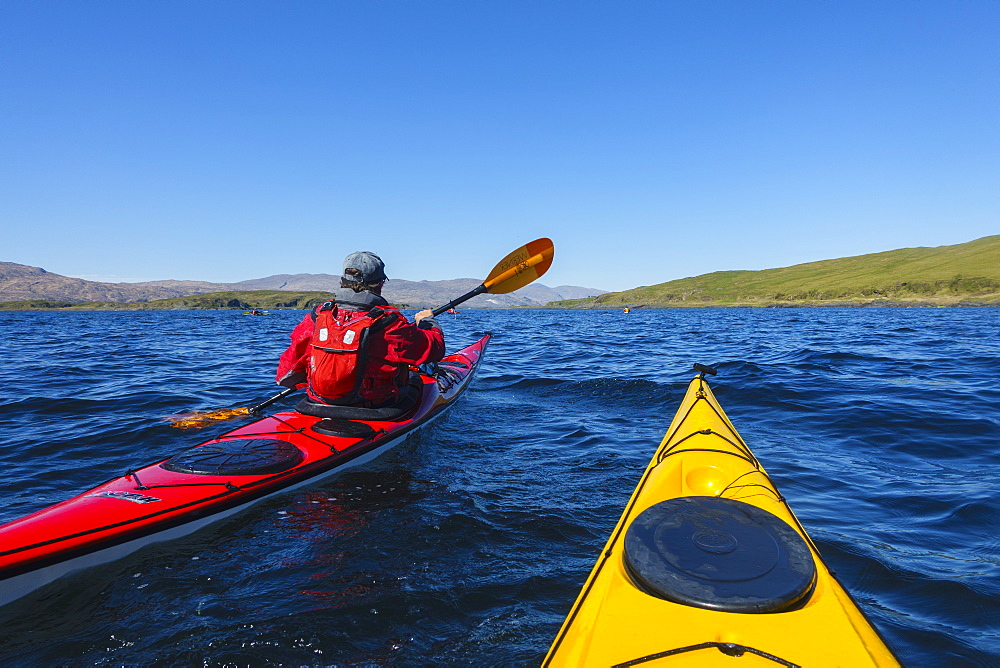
[311, 418, 378, 438]
[623, 496, 816, 613]
[161, 438, 304, 475]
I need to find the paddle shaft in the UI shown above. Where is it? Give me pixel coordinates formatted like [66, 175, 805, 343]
[431, 284, 488, 317]
[248, 386, 299, 414]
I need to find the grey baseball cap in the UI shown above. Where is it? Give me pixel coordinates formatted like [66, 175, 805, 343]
[342, 251, 387, 283]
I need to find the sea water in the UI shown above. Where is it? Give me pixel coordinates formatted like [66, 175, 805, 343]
[0, 308, 997, 666]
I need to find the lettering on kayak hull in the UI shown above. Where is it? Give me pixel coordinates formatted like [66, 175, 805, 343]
[88, 491, 162, 504]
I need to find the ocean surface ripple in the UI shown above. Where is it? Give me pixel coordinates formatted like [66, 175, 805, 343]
[0, 308, 997, 666]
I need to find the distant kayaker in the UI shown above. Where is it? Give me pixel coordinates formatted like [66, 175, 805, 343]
[275, 251, 445, 409]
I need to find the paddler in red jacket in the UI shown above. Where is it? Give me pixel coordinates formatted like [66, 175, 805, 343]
[276, 251, 445, 410]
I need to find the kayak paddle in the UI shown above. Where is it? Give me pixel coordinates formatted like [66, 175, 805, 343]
[165, 237, 554, 428]
[431, 237, 555, 316]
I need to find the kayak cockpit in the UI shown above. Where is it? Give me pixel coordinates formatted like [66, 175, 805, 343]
[292, 377, 425, 421]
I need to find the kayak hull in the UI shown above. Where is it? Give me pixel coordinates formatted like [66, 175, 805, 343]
[544, 371, 899, 667]
[0, 334, 490, 608]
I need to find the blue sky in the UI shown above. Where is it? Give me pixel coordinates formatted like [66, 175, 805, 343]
[2, 1, 997, 292]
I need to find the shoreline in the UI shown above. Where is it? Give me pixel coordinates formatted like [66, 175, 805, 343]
[558, 299, 1000, 309]
[2, 300, 999, 312]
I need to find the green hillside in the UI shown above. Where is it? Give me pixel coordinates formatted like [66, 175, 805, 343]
[557, 235, 1000, 308]
[0, 291, 339, 310]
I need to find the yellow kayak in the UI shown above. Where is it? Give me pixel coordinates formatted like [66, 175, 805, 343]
[544, 365, 898, 667]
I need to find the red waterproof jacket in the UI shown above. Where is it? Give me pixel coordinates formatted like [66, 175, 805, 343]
[276, 290, 445, 407]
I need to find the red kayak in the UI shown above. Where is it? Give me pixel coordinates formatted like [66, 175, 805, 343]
[0, 333, 491, 608]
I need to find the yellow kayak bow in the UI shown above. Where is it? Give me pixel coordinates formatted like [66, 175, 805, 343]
[544, 366, 898, 667]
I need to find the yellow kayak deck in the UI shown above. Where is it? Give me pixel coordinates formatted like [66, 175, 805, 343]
[543, 370, 898, 667]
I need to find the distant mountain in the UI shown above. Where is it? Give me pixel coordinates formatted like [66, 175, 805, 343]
[558, 235, 1000, 308]
[0, 262, 233, 302]
[0, 263, 606, 307]
[232, 274, 604, 307]
[231, 274, 341, 291]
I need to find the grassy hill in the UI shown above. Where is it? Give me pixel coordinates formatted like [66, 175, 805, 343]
[555, 235, 1000, 308]
[0, 291, 340, 310]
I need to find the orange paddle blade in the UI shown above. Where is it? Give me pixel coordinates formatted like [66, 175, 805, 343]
[483, 237, 554, 294]
[163, 407, 251, 429]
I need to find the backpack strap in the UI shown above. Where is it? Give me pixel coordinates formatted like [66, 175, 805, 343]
[310, 301, 336, 322]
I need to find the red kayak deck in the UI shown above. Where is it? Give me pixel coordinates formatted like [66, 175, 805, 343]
[0, 333, 490, 607]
